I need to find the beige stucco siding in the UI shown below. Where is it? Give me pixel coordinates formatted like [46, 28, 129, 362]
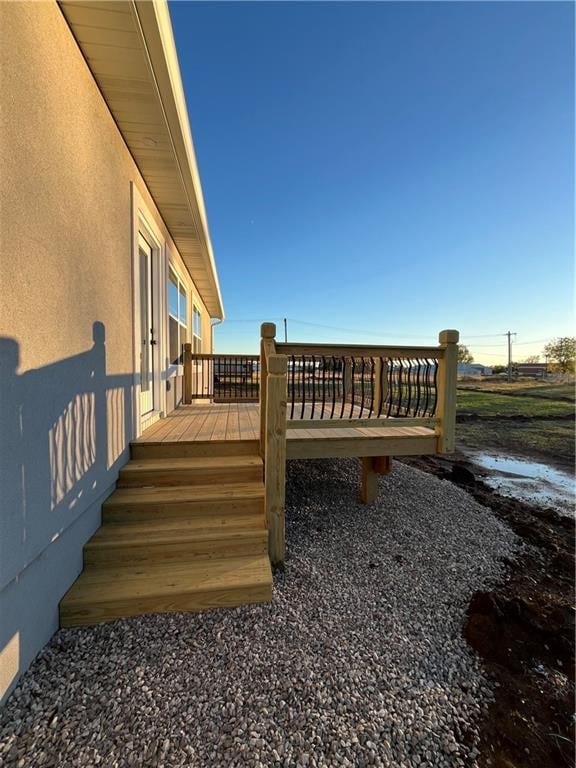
[0, 1, 213, 702]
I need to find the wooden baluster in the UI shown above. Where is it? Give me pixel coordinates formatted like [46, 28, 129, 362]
[372, 357, 382, 416]
[265, 353, 287, 565]
[436, 329, 459, 453]
[183, 343, 192, 404]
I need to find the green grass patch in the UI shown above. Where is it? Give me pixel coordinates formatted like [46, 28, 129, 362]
[457, 389, 574, 418]
[457, 419, 575, 467]
[509, 383, 575, 401]
[458, 380, 575, 402]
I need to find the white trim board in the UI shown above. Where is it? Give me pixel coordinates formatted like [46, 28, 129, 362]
[131, 183, 168, 437]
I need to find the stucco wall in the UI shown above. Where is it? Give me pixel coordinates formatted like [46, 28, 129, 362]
[0, 1, 212, 703]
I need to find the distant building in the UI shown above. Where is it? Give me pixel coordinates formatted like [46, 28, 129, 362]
[515, 363, 548, 378]
[457, 363, 492, 378]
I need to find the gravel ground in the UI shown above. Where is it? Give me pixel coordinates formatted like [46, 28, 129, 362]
[0, 460, 519, 768]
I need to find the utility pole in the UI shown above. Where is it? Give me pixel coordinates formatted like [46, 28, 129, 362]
[283, 318, 288, 343]
[507, 331, 517, 382]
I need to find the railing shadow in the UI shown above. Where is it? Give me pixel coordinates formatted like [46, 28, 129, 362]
[0, 321, 134, 697]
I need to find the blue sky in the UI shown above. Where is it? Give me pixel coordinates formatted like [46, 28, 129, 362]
[170, 1, 574, 363]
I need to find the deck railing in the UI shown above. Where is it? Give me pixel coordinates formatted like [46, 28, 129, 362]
[183, 348, 260, 403]
[278, 346, 440, 424]
[183, 325, 458, 565]
[259, 323, 459, 564]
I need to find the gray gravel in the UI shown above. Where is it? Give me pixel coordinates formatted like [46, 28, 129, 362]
[0, 460, 519, 768]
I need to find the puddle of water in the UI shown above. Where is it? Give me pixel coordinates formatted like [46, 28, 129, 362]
[470, 452, 575, 517]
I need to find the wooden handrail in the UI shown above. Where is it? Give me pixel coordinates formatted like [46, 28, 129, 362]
[276, 342, 445, 359]
[189, 353, 258, 360]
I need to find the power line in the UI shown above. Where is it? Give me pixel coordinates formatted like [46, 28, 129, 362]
[460, 333, 508, 339]
[215, 319, 554, 349]
[514, 338, 552, 346]
[465, 338, 552, 347]
[463, 342, 509, 347]
[286, 319, 434, 339]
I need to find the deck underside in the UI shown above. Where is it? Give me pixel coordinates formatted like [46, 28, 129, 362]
[136, 403, 438, 459]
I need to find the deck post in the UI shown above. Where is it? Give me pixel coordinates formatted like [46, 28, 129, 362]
[436, 329, 459, 453]
[183, 343, 192, 404]
[260, 323, 276, 458]
[373, 456, 392, 475]
[265, 353, 287, 565]
[360, 457, 378, 503]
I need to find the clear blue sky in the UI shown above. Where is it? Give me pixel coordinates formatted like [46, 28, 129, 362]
[170, 1, 574, 363]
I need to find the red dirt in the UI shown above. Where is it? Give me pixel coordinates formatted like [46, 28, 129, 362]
[402, 454, 575, 768]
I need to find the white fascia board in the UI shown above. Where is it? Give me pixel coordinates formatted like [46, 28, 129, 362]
[133, 0, 225, 320]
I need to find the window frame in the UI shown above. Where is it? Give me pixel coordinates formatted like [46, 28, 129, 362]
[167, 264, 189, 373]
[192, 304, 202, 355]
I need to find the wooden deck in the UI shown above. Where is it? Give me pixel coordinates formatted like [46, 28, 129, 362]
[60, 326, 457, 623]
[136, 403, 438, 459]
[137, 403, 260, 443]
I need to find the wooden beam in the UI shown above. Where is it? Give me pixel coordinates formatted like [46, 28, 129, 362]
[287, 416, 437, 430]
[264, 353, 287, 565]
[286, 433, 437, 460]
[436, 329, 459, 453]
[360, 457, 378, 503]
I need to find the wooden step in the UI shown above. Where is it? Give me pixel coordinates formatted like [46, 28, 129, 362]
[131, 439, 260, 460]
[103, 482, 265, 523]
[60, 555, 272, 627]
[117, 455, 263, 488]
[85, 521, 268, 565]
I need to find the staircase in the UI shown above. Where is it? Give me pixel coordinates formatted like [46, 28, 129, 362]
[59, 440, 272, 627]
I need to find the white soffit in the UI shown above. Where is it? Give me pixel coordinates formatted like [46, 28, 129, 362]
[59, 0, 224, 319]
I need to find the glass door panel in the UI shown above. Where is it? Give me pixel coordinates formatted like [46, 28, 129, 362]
[138, 233, 154, 416]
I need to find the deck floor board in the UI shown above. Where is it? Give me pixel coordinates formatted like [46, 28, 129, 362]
[135, 403, 437, 458]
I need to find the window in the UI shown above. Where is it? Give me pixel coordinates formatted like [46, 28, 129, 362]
[193, 306, 202, 353]
[168, 268, 187, 365]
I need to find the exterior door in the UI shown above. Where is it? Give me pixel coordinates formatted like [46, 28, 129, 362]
[138, 233, 154, 416]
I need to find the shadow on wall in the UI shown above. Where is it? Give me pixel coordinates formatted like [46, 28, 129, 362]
[0, 322, 134, 699]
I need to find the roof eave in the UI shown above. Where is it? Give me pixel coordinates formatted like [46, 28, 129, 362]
[132, 1, 224, 320]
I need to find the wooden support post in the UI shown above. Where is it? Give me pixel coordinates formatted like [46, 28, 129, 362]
[360, 456, 378, 504]
[265, 353, 287, 565]
[183, 343, 192, 404]
[436, 329, 459, 453]
[259, 323, 276, 458]
[373, 455, 392, 475]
